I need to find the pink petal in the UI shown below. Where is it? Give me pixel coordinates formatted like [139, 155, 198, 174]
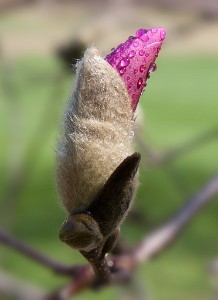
[105, 27, 166, 111]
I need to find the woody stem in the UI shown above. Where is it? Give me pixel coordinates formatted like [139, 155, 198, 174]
[80, 250, 111, 284]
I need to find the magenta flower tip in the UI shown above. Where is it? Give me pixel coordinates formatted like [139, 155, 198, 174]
[105, 27, 166, 111]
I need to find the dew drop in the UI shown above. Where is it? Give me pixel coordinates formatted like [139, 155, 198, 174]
[108, 260, 113, 267]
[143, 57, 147, 63]
[140, 65, 145, 73]
[145, 53, 149, 57]
[151, 28, 158, 34]
[127, 76, 130, 81]
[141, 89, 146, 96]
[133, 41, 139, 47]
[141, 83, 147, 95]
[160, 29, 166, 41]
[140, 34, 149, 42]
[119, 68, 126, 75]
[139, 50, 145, 56]
[111, 47, 115, 52]
[119, 58, 129, 68]
[134, 69, 138, 74]
[149, 63, 157, 73]
[116, 45, 121, 52]
[129, 36, 134, 40]
[137, 77, 143, 89]
[128, 83, 133, 88]
[153, 46, 157, 51]
[129, 50, 136, 58]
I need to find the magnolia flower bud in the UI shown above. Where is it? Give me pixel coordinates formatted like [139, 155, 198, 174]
[57, 47, 135, 213]
[57, 28, 165, 254]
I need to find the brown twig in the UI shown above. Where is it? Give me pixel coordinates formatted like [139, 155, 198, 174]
[44, 174, 218, 299]
[1, 173, 218, 299]
[0, 173, 218, 299]
[1, 174, 218, 298]
[85, 255, 111, 284]
[0, 176, 218, 300]
[131, 174, 218, 263]
[0, 229, 80, 277]
[1, 171, 217, 299]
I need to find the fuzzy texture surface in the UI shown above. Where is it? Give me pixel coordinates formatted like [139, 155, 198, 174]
[105, 27, 166, 111]
[57, 47, 135, 213]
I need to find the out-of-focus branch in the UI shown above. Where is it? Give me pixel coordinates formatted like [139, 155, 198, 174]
[1, 62, 66, 226]
[1, 174, 218, 299]
[155, 127, 218, 167]
[44, 174, 218, 299]
[0, 229, 80, 277]
[0, 176, 218, 300]
[131, 174, 218, 262]
[1, 174, 218, 300]
[136, 126, 218, 167]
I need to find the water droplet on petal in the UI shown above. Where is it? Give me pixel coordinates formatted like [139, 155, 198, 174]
[139, 50, 145, 56]
[140, 65, 145, 72]
[128, 83, 133, 88]
[145, 53, 149, 57]
[151, 28, 158, 34]
[129, 50, 136, 58]
[140, 34, 149, 42]
[119, 68, 126, 75]
[116, 45, 121, 52]
[149, 63, 157, 73]
[160, 29, 166, 41]
[141, 83, 147, 96]
[133, 41, 139, 47]
[127, 76, 130, 81]
[111, 47, 115, 51]
[119, 58, 129, 68]
[137, 77, 143, 89]
[134, 69, 138, 74]
[129, 36, 134, 40]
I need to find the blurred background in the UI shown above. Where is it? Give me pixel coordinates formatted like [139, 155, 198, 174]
[0, 0, 218, 299]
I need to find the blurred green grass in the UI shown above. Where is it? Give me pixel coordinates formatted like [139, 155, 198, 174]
[0, 54, 218, 299]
